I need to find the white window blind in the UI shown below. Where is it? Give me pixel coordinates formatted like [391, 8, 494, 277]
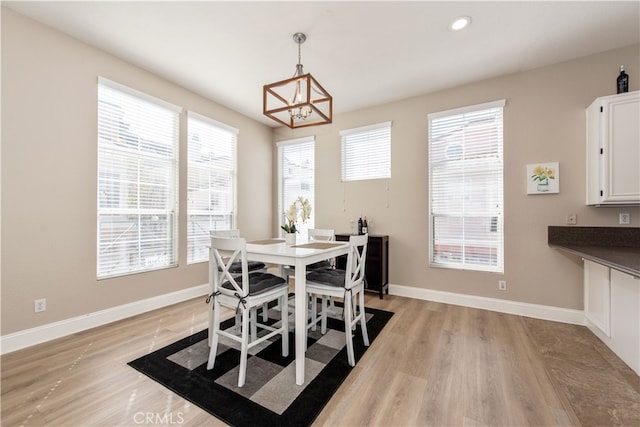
[97, 78, 180, 279]
[340, 121, 391, 181]
[187, 112, 237, 263]
[428, 100, 505, 273]
[277, 137, 315, 236]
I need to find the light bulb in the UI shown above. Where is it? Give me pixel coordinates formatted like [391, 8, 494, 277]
[450, 16, 471, 31]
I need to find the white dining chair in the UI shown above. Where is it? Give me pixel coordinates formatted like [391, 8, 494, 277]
[206, 236, 289, 387]
[305, 234, 370, 366]
[208, 229, 270, 346]
[307, 228, 336, 260]
[283, 228, 337, 328]
[210, 229, 267, 274]
[283, 228, 335, 283]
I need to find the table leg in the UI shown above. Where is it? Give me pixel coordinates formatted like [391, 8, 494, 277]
[294, 258, 306, 385]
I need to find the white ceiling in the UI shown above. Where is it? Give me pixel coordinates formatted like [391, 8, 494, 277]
[5, 1, 640, 127]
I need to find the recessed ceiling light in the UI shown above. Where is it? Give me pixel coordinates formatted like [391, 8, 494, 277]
[450, 16, 471, 31]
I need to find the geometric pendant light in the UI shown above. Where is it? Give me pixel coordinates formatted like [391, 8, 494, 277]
[263, 32, 332, 128]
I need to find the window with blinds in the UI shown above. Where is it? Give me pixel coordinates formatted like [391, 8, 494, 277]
[97, 78, 180, 279]
[187, 112, 237, 263]
[428, 100, 505, 273]
[277, 137, 315, 236]
[340, 121, 391, 181]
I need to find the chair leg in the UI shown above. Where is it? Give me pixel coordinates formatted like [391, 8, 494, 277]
[359, 288, 370, 346]
[343, 293, 355, 366]
[208, 303, 214, 347]
[207, 300, 222, 370]
[238, 308, 250, 388]
[328, 296, 337, 315]
[351, 295, 358, 331]
[320, 295, 328, 334]
[233, 312, 241, 334]
[281, 294, 289, 357]
[262, 302, 269, 322]
[250, 307, 257, 343]
[310, 294, 318, 331]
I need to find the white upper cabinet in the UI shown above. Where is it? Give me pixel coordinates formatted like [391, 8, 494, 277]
[586, 91, 640, 205]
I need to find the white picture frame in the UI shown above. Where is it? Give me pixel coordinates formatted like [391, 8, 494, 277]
[527, 162, 559, 194]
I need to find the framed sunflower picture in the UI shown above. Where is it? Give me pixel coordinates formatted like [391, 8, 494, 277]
[527, 162, 559, 194]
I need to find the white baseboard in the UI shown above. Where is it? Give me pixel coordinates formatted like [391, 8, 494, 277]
[0, 284, 209, 355]
[2, 283, 585, 355]
[389, 284, 586, 326]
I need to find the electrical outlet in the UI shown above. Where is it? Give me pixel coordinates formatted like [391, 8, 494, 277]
[619, 213, 630, 225]
[34, 298, 46, 313]
[498, 280, 507, 291]
[566, 213, 577, 225]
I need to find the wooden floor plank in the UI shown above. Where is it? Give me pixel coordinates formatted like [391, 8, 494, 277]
[2, 294, 639, 426]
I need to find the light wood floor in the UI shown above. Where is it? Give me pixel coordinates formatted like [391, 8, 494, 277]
[2, 294, 639, 426]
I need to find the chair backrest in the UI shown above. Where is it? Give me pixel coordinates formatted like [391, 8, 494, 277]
[345, 234, 368, 290]
[210, 229, 240, 238]
[209, 229, 241, 269]
[209, 236, 249, 296]
[308, 228, 335, 241]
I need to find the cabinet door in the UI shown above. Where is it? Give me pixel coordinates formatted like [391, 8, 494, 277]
[334, 234, 349, 270]
[584, 259, 611, 337]
[586, 99, 602, 205]
[603, 93, 640, 203]
[587, 91, 640, 205]
[610, 269, 640, 375]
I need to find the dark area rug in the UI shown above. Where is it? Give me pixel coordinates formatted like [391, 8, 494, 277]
[128, 302, 393, 427]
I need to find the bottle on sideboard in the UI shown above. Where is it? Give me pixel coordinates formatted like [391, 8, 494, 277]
[617, 65, 629, 94]
[362, 216, 368, 234]
[357, 216, 363, 235]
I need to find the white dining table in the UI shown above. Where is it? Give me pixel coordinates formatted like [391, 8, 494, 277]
[246, 237, 350, 385]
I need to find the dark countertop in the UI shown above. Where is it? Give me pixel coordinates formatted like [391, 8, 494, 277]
[548, 226, 640, 278]
[548, 244, 640, 277]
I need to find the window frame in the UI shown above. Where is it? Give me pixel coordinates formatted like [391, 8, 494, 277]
[340, 121, 392, 182]
[277, 137, 315, 236]
[428, 100, 505, 273]
[186, 111, 238, 264]
[97, 77, 181, 279]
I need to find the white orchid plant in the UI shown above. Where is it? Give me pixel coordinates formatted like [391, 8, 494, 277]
[281, 196, 312, 233]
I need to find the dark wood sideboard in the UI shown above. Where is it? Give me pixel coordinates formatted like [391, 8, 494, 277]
[335, 233, 389, 299]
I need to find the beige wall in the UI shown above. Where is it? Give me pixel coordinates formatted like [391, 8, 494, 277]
[2, 7, 639, 338]
[1, 9, 274, 335]
[275, 44, 640, 310]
